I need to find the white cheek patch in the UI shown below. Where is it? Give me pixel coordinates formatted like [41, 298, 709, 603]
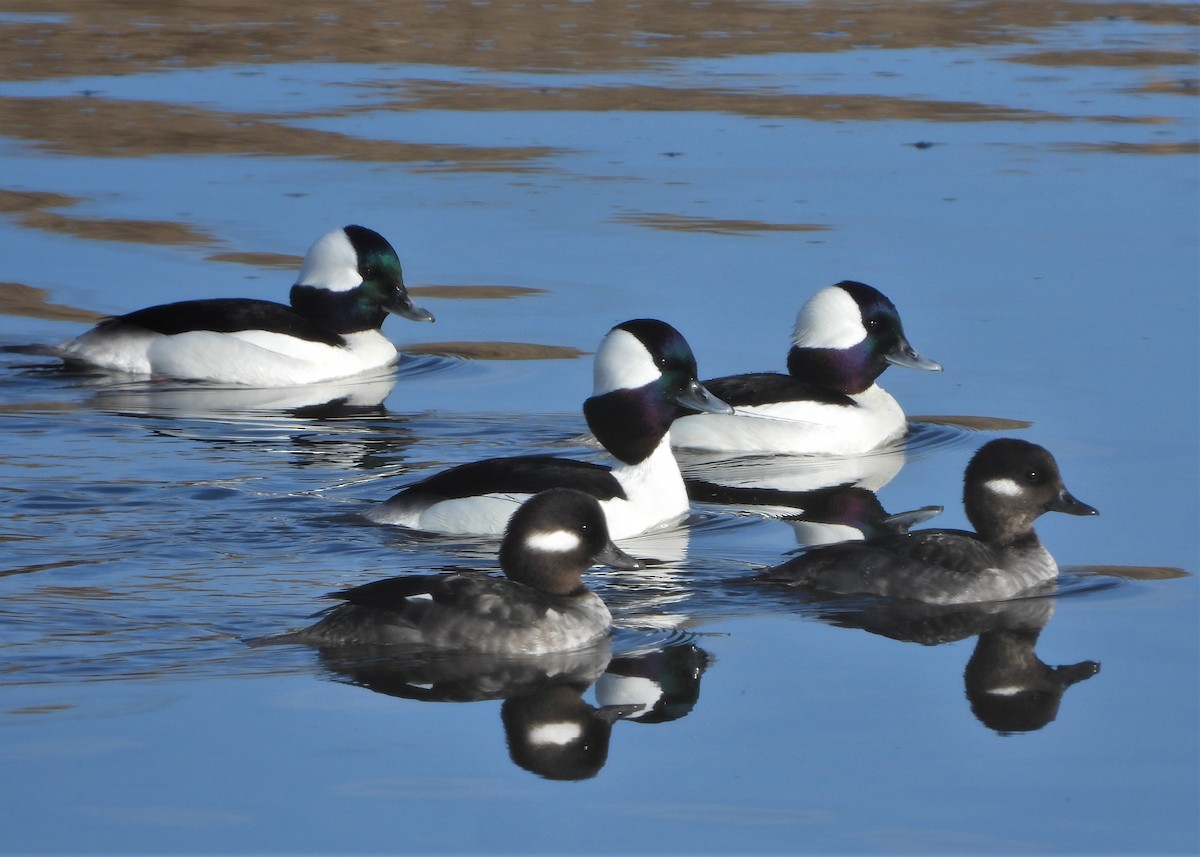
[295, 228, 364, 293]
[984, 685, 1029, 697]
[528, 721, 584, 747]
[525, 529, 583, 553]
[593, 329, 660, 394]
[984, 478, 1025, 498]
[792, 286, 866, 349]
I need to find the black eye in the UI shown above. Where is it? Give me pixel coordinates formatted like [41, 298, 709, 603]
[1025, 470, 1041, 483]
[865, 318, 881, 331]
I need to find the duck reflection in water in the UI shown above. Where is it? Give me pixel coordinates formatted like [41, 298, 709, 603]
[808, 596, 1099, 734]
[79, 367, 399, 419]
[680, 442, 941, 548]
[311, 640, 710, 780]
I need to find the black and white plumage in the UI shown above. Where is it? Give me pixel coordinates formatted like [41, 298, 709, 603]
[760, 439, 1099, 604]
[366, 318, 733, 538]
[293, 489, 642, 654]
[35, 225, 433, 385]
[672, 280, 941, 454]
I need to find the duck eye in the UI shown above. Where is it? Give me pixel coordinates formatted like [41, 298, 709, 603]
[1025, 470, 1041, 483]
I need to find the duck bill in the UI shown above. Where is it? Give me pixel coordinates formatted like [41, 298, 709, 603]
[881, 504, 944, 532]
[674, 379, 734, 415]
[1051, 660, 1101, 689]
[595, 539, 645, 571]
[386, 291, 435, 323]
[1046, 488, 1099, 517]
[885, 337, 942, 372]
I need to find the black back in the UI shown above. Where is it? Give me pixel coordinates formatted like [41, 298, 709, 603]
[110, 298, 345, 346]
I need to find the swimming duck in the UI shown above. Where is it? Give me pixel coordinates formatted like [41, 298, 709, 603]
[366, 318, 733, 538]
[294, 488, 642, 654]
[39, 225, 433, 385]
[760, 438, 1098, 604]
[671, 280, 940, 454]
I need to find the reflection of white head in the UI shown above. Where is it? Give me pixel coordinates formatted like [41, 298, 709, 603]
[295, 227, 363, 292]
[592, 328, 659, 395]
[791, 285, 865, 349]
[528, 721, 584, 747]
[595, 672, 661, 721]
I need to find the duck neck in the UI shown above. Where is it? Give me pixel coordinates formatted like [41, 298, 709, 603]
[583, 386, 675, 466]
[970, 507, 1040, 547]
[786, 343, 883, 395]
[512, 565, 588, 598]
[290, 284, 384, 334]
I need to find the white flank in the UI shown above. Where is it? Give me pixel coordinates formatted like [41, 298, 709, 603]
[528, 721, 584, 747]
[525, 528, 582, 553]
[294, 228, 363, 292]
[592, 328, 659, 394]
[670, 385, 905, 455]
[984, 477, 1025, 498]
[142, 330, 394, 385]
[414, 494, 530, 535]
[791, 285, 866, 349]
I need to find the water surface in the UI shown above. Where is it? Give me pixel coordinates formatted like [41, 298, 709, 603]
[0, 3, 1196, 854]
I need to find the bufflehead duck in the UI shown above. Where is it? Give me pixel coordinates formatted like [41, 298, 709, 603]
[40, 225, 433, 385]
[366, 318, 733, 539]
[293, 489, 642, 654]
[671, 280, 941, 454]
[760, 438, 1098, 604]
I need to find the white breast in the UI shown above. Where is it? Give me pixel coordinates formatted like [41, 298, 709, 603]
[601, 438, 691, 538]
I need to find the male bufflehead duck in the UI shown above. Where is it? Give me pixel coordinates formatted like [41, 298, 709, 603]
[294, 489, 642, 654]
[760, 439, 1098, 604]
[366, 319, 733, 539]
[40, 225, 433, 385]
[671, 280, 941, 454]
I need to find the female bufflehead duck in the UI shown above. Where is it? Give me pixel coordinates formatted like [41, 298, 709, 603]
[760, 439, 1098, 604]
[367, 319, 732, 539]
[293, 489, 642, 654]
[671, 280, 941, 454]
[44, 225, 433, 385]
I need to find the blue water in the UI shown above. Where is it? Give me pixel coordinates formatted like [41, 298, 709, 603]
[0, 6, 1197, 855]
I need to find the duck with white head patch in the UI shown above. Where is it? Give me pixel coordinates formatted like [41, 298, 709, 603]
[760, 439, 1098, 604]
[367, 318, 733, 539]
[290, 489, 642, 654]
[671, 280, 941, 454]
[27, 225, 433, 385]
